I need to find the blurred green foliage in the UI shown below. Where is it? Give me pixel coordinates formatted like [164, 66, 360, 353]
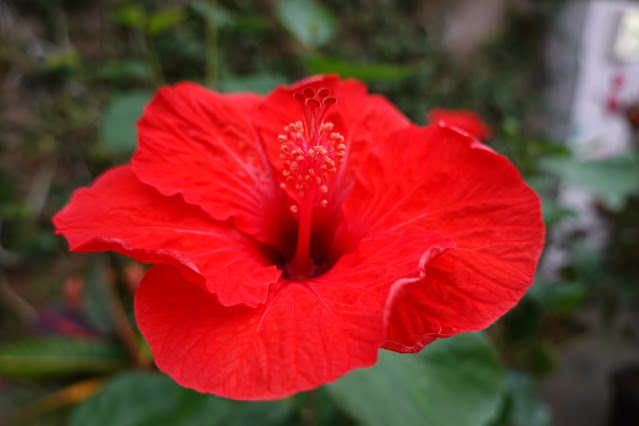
[1, 0, 639, 425]
[328, 333, 505, 426]
[0, 338, 128, 380]
[100, 92, 153, 153]
[69, 373, 292, 426]
[276, 0, 336, 50]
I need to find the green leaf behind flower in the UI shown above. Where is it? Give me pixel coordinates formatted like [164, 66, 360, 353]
[69, 372, 292, 426]
[327, 332, 505, 426]
[541, 152, 639, 211]
[0, 337, 128, 379]
[100, 92, 152, 154]
[306, 55, 417, 81]
[489, 372, 552, 426]
[275, 0, 336, 50]
[147, 6, 186, 36]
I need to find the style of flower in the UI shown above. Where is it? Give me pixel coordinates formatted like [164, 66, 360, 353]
[53, 75, 544, 400]
[427, 107, 493, 140]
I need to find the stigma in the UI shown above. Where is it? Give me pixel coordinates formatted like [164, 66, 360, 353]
[279, 87, 346, 278]
[278, 87, 345, 210]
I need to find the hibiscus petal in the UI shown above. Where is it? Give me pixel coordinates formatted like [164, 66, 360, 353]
[53, 166, 280, 308]
[383, 250, 535, 353]
[132, 83, 292, 249]
[340, 125, 544, 352]
[331, 80, 411, 194]
[134, 227, 453, 400]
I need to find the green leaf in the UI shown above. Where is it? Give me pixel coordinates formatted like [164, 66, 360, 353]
[83, 257, 115, 334]
[0, 338, 128, 379]
[95, 60, 152, 82]
[541, 152, 639, 211]
[527, 280, 586, 314]
[44, 48, 81, 76]
[114, 4, 145, 29]
[100, 92, 152, 153]
[69, 372, 292, 426]
[189, 1, 235, 28]
[526, 175, 577, 226]
[306, 55, 416, 81]
[0, 172, 29, 220]
[218, 72, 287, 94]
[147, 6, 186, 36]
[275, 0, 336, 50]
[540, 200, 577, 227]
[327, 332, 506, 426]
[234, 15, 271, 33]
[499, 372, 552, 426]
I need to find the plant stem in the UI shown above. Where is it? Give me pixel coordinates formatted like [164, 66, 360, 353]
[142, 16, 165, 86]
[7, 377, 105, 424]
[204, 0, 219, 88]
[106, 255, 151, 368]
[301, 390, 318, 426]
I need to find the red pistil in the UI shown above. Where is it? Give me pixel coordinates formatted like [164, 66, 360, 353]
[279, 88, 344, 278]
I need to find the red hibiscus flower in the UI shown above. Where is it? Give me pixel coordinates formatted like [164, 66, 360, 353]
[53, 75, 544, 400]
[427, 107, 493, 140]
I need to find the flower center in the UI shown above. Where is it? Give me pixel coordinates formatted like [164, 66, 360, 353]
[278, 87, 345, 279]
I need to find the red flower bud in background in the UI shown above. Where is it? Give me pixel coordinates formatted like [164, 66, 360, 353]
[53, 75, 544, 400]
[427, 108, 493, 140]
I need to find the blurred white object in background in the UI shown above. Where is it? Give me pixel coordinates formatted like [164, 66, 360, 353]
[542, 3, 639, 426]
[545, 0, 639, 159]
[544, 0, 638, 272]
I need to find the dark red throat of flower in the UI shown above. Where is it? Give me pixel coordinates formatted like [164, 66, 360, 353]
[278, 88, 345, 279]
